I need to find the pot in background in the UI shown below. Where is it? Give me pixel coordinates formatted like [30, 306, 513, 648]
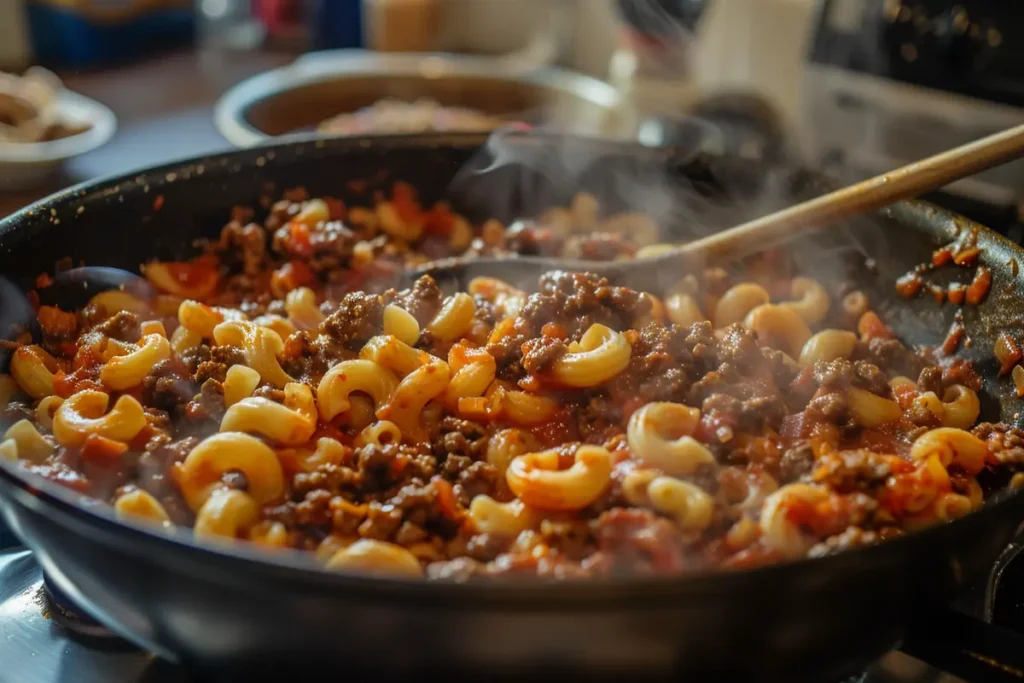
[213, 49, 627, 147]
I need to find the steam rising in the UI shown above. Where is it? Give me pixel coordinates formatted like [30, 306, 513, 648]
[448, 125, 888, 289]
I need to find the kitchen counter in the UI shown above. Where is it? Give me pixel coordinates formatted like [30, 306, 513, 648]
[0, 49, 292, 217]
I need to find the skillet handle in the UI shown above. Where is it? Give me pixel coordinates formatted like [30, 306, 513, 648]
[899, 609, 1024, 683]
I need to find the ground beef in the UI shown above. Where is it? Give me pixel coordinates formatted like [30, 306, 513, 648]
[917, 366, 944, 395]
[778, 442, 815, 483]
[252, 385, 285, 402]
[390, 481, 445, 525]
[563, 232, 637, 261]
[813, 359, 853, 388]
[440, 454, 473, 481]
[973, 423, 1024, 465]
[701, 392, 787, 432]
[394, 521, 430, 546]
[319, 291, 384, 349]
[432, 417, 488, 479]
[521, 336, 568, 375]
[218, 221, 267, 276]
[92, 310, 142, 343]
[530, 271, 649, 339]
[853, 361, 890, 396]
[857, 338, 927, 378]
[812, 450, 892, 493]
[473, 294, 498, 327]
[193, 360, 228, 385]
[136, 435, 197, 525]
[295, 489, 333, 526]
[179, 345, 211, 374]
[606, 322, 701, 405]
[187, 379, 227, 423]
[141, 360, 196, 414]
[358, 501, 403, 540]
[716, 325, 763, 369]
[454, 461, 499, 503]
[577, 394, 623, 443]
[210, 345, 246, 367]
[807, 391, 848, 422]
[292, 464, 361, 499]
[585, 508, 687, 576]
[386, 275, 445, 326]
[541, 519, 595, 561]
[465, 532, 510, 562]
[489, 271, 648, 372]
[811, 358, 889, 396]
[504, 220, 563, 256]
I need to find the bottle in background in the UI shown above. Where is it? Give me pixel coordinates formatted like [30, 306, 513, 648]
[0, 1, 33, 71]
[362, 0, 440, 53]
[310, 0, 362, 50]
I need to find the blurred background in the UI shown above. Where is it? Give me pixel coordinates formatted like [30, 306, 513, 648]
[1, 0, 1023, 238]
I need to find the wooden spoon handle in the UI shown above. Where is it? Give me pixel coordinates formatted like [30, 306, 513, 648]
[677, 122, 1024, 261]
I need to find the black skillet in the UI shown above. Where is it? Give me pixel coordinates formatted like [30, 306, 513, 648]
[3, 133, 1024, 682]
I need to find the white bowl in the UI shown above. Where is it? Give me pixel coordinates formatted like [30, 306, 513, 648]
[0, 89, 117, 191]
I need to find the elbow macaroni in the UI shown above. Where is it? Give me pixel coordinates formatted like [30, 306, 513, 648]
[627, 402, 715, 475]
[383, 304, 420, 346]
[114, 489, 172, 529]
[317, 359, 398, 422]
[223, 365, 261, 407]
[326, 539, 423, 577]
[551, 324, 631, 388]
[10, 346, 60, 399]
[714, 283, 770, 328]
[52, 391, 147, 447]
[910, 427, 988, 475]
[427, 293, 476, 342]
[376, 359, 449, 442]
[3, 419, 53, 462]
[847, 387, 902, 428]
[506, 445, 612, 511]
[174, 432, 285, 510]
[213, 320, 293, 387]
[647, 476, 715, 532]
[360, 335, 425, 377]
[194, 488, 260, 541]
[468, 496, 538, 536]
[799, 330, 858, 368]
[780, 277, 830, 325]
[100, 334, 171, 390]
[744, 304, 813, 357]
[220, 382, 317, 446]
[760, 484, 832, 558]
[285, 287, 324, 330]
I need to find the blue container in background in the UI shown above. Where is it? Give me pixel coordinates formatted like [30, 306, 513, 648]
[310, 0, 362, 50]
[26, 0, 195, 69]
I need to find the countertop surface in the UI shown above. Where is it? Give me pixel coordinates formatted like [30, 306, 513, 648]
[0, 49, 292, 217]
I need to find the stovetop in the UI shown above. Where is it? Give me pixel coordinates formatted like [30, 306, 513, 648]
[0, 545, 978, 683]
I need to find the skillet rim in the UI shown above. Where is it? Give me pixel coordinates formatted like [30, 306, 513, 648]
[0, 130, 1022, 601]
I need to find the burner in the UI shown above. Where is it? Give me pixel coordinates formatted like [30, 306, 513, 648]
[0, 549, 195, 683]
[42, 571, 119, 640]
